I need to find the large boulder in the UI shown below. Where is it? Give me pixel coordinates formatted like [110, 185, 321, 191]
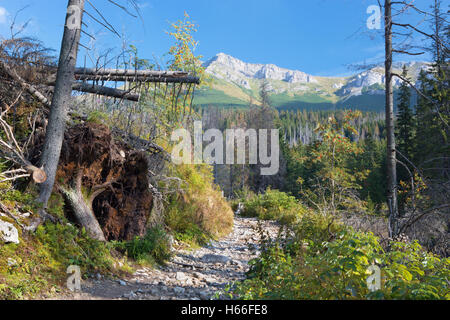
[0, 220, 19, 244]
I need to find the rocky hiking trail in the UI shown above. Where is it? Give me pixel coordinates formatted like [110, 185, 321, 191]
[54, 217, 279, 300]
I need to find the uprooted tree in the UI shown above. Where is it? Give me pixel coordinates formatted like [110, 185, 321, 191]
[0, 3, 201, 241]
[30, 122, 157, 241]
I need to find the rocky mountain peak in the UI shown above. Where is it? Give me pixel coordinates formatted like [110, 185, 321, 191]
[203, 53, 317, 88]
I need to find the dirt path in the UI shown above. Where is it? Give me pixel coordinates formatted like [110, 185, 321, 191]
[54, 217, 279, 300]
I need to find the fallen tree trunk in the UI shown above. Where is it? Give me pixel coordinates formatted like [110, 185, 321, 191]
[74, 68, 189, 77]
[47, 67, 201, 84]
[74, 75, 201, 84]
[71, 82, 140, 101]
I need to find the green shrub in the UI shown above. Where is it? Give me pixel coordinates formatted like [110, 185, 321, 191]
[114, 226, 172, 264]
[240, 189, 308, 225]
[173, 223, 211, 247]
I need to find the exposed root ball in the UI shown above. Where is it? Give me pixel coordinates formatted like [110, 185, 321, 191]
[56, 122, 154, 241]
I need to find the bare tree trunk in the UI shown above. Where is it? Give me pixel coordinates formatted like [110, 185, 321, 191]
[59, 169, 106, 241]
[385, 0, 399, 237]
[38, 0, 85, 209]
[229, 164, 233, 197]
[61, 189, 106, 241]
[433, 0, 442, 73]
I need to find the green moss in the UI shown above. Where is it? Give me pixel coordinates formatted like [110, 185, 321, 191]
[46, 193, 65, 219]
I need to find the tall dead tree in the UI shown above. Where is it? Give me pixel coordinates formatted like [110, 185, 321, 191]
[38, 0, 85, 210]
[384, 0, 399, 237]
[381, 0, 449, 238]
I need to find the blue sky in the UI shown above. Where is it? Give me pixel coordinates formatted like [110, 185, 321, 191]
[0, 0, 442, 76]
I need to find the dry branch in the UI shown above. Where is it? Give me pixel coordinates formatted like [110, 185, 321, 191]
[0, 110, 46, 184]
[0, 58, 51, 107]
[72, 82, 140, 101]
[111, 127, 170, 160]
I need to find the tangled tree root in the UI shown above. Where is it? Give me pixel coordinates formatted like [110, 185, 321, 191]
[50, 122, 155, 241]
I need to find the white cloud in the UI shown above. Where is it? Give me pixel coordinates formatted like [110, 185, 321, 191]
[0, 7, 8, 24]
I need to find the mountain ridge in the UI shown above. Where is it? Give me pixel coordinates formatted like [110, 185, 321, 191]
[197, 53, 429, 111]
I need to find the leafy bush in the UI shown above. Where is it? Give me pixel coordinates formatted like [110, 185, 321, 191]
[231, 211, 450, 300]
[114, 226, 172, 264]
[240, 189, 308, 225]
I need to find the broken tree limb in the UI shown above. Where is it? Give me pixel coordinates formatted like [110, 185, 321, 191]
[0, 152, 46, 183]
[71, 82, 140, 101]
[0, 112, 47, 183]
[25, 164, 47, 183]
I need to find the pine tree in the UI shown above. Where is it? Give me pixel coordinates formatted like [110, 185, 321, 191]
[414, 70, 434, 165]
[395, 66, 415, 215]
[259, 79, 272, 108]
[396, 65, 414, 163]
[415, 0, 449, 179]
